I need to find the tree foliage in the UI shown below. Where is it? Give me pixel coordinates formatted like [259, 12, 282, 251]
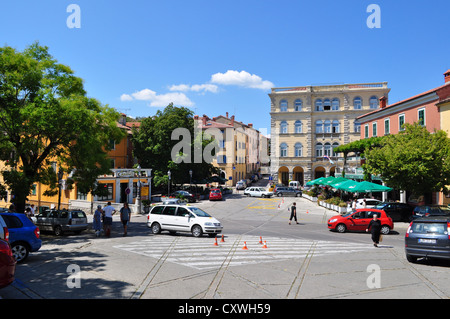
[0, 43, 125, 212]
[363, 123, 450, 196]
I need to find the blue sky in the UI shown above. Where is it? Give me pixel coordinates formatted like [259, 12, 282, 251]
[1, 0, 449, 135]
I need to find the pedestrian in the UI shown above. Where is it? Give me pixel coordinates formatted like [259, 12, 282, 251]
[363, 198, 367, 209]
[352, 199, 357, 210]
[289, 202, 299, 225]
[25, 207, 33, 220]
[120, 202, 131, 236]
[103, 202, 115, 237]
[366, 213, 382, 247]
[93, 205, 103, 237]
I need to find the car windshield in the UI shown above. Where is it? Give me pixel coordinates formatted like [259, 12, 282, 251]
[211, 189, 220, 193]
[189, 207, 211, 218]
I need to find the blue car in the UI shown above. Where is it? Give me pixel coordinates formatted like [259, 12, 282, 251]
[0, 212, 42, 263]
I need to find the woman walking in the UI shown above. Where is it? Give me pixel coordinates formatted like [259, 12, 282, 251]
[93, 205, 103, 237]
[366, 214, 382, 247]
[120, 202, 131, 236]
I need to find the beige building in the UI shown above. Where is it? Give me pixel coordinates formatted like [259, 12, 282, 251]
[269, 82, 391, 185]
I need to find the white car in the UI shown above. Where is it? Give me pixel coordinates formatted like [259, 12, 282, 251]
[244, 187, 274, 198]
[147, 205, 222, 237]
[354, 198, 382, 209]
[236, 181, 247, 190]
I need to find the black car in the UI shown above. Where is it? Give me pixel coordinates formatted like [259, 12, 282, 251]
[411, 205, 450, 220]
[171, 190, 197, 203]
[375, 202, 414, 222]
[405, 216, 450, 263]
[275, 187, 302, 197]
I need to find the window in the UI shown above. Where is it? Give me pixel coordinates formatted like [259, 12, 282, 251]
[370, 96, 379, 109]
[332, 143, 339, 157]
[364, 124, 369, 138]
[331, 98, 340, 111]
[217, 155, 227, 164]
[162, 206, 177, 216]
[294, 143, 302, 157]
[332, 120, 340, 133]
[399, 114, 405, 131]
[77, 188, 88, 200]
[315, 120, 323, 133]
[280, 100, 288, 112]
[353, 97, 362, 110]
[384, 118, 390, 135]
[294, 99, 302, 111]
[280, 143, 288, 157]
[324, 120, 331, 133]
[294, 120, 302, 133]
[323, 99, 331, 111]
[97, 183, 113, 201]
[354, 121, 361, 133]
[324, 143, 332, 157]
[315, 143, 323, 157]
[280, 121, 288, 134]
[315, 99, 323, 112]
[372, 122, 377, 137]
[418, 108, 425, 126]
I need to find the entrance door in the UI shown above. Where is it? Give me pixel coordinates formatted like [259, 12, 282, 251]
[120, 183, 128, 203]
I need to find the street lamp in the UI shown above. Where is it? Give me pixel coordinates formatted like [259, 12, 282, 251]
[136, 165, 141, 214]
[189, 169, 193, 190]
[168, 170, 171, 196]
[57, 168, 64, 210]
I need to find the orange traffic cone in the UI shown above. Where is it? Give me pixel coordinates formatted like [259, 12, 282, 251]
[220, 234, 225, 242]
[262, 241, 268, 249]
[214, 237, 219, 246]
[259, 236, 263, 244]
[306, 210, 309, 214]
[242, 241, 248, 250]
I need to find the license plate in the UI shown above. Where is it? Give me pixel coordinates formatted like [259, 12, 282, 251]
[418, 239, 436, 244]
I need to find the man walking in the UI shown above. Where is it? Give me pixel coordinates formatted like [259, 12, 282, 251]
[120, 202, 131, 237]
[289, 202, 299, 225]
[103, 202, 115, 237]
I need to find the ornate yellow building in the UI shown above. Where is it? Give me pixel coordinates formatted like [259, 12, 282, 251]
[269, 82, 390, 185]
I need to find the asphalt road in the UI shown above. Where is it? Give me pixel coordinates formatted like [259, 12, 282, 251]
[1, 192, 450, 302]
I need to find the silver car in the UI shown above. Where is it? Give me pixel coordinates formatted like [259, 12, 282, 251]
[36, 209, 88, 236]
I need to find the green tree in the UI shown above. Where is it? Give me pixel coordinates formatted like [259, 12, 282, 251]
[363, 123, 450, 199]
[0, 43, 125, 213]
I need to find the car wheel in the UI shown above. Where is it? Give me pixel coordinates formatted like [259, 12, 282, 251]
[11, 242, 29, 263]
[191, 225, 203, 237]
[277, 193, 282, 197]
[381, 225, 390, 235]
[296, 193, 301, 197]
[406, 254, 418, 263]
[336, 224, 347, 233]
[54, 226, 64, 236]
[151, 222, 161, 234]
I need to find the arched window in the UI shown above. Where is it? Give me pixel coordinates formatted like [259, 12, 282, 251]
[280, 143, 288, 157]
[315, 120, 323, 133]
[315, 143, 323, 157]
[294, 99, 302, 111]
[332, 120, 340, 133]
[315, 99, 323, 112]
[332, 142, 339, 157]
[294, 120, 302, 133]
[324, 120, 331, 133]
[280, 121, 288, 134]
[370, 96, 378, 109]
[294, 143, 303, 157]
[324, 143, 332, 157]
[354, 97, 362, 110]
[332, 98, 340, 111]
[280, 100, 288, 112]
[324, 99, 331, 111]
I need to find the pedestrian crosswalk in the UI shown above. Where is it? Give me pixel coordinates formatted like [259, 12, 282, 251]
[113, 235, 372, 270]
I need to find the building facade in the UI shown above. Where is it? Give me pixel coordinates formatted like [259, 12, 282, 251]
[269, 82, 390, 185]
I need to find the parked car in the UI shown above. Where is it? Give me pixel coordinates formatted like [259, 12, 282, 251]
[171, 190, 197, 203]
[375, 202, 414, 222]
[411, 205, 450, 220]
[162, 198, 186, 205]
[35, 209, 88, 236]
[274, 187, 302, 197]
[236, 181, 247, 190]
[354, 198, 382, 209]
[328, 209, 393, 235]
[209, 188, 223, 201]
[244, 187, 274, 198]
[147, 204, 222, 237]
[0, 215, 9, 242]
[0, 212, 41, 263]
[0, 239, 16, 289]
[405, 216, 450, 263]
[288, 181, 301, 190]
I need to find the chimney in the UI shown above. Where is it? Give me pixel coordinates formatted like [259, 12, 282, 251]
[444, 69, 450, 83]
[230, 115, 235, 126]
[194, 115, 199, 120]
[379, 96, 387, 108]
[248, 123, 253, 128]
[202, 116, 207, 126]
[226, 112, 229, 118]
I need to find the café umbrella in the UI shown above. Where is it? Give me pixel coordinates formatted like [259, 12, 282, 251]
[339, 180, 392, 193]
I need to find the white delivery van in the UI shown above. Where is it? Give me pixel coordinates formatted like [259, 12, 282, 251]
[289, 181, 301, 190]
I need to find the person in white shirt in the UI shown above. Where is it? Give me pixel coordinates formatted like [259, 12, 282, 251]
[103, 202, 116, 237]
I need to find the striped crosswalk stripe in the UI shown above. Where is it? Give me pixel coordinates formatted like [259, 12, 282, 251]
[113, 235, 372, 270]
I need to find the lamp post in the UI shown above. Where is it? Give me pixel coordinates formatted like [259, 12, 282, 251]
[168, 170, 171, 196]
[189, 169, 193, 191]
[57, 168, 64, 210]
[136, 165, 141, 214]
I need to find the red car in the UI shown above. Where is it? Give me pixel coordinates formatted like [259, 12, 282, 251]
[209, 188, 223, 201]
[0, 239, 16, 289]
[328, 209, 393, 234]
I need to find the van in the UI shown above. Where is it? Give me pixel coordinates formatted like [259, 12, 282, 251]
[147, 205, 223, 237]
[289, 181, 301, 190]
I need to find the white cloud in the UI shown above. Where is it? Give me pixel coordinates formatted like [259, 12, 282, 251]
[169, 83, 219, 93]
[211, 70, 274, 90]
[121, 89, 194, 107]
